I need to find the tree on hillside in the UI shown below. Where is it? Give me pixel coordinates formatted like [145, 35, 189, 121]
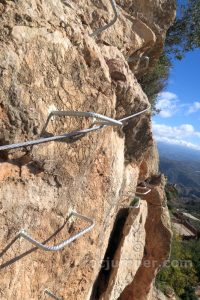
[156, 235, 198, 298]
[166, 0, 200, 59]
[140, 0, 200, 111]
[139, 54, 171, 112]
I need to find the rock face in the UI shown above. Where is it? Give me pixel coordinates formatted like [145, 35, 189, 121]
[98, 201, 148, 300]
[0, 1, 175, 299]
[118, 175, 172, 300]
[92, 175, 172, 300]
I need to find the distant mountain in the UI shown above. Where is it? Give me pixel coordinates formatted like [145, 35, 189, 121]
[157, 142, 200, 162]
[160, 156, 200, 186]
[158, 142, 200, 202]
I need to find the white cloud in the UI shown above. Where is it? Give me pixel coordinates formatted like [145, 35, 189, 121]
[155, 136, 200, 151]
[188, 101, 200, 114]
[153, 122, 200, 151]
[156, 92, 179, 118]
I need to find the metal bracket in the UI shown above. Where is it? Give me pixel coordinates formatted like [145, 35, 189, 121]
[41, 110, 122, 135]
[18, 212, 94, 252]
[0, 105, 151, 151]
[0, 111, 121, 151]
[90, 0, 119, 37]
[136, 185, 151, 196]
[44, 289, 62, 300]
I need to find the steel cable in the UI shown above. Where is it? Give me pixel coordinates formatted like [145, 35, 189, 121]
[89, 0, 119, 37]
[0, 105, 150, 151]
[44, 289, 61, 300]
[18, 212, 95, 252]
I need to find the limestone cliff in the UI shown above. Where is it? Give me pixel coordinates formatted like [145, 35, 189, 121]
[0, 1, 175, 299]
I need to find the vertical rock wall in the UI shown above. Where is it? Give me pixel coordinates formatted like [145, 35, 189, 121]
[0, 1, 175, 299]
[118, 175, 172, 300]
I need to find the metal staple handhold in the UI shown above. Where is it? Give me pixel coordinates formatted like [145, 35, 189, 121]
[44, 288, 62, 300]
[42, 110, 122, 133]
[89, 0, 119, 37]
[136, 185, 151, 196]
[0, 111, 121, 151]
[0, 105, 151, 151]
[18, 212, 94, 251]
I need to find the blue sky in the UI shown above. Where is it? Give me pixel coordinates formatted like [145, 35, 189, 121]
[153, 49, 200, 151]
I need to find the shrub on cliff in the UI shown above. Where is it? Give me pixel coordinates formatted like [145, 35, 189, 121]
[166, 0, 200, 60]
[140, 0, 200, 112]
[139, 53, 171, 112]
[156, 235, 198, 298]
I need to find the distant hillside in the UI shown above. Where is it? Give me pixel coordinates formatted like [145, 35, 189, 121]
[160, 157, 200, 188]
[158, 142, 200, 161]
[158, 142, 200, 203]
[159, 158, 200, 205]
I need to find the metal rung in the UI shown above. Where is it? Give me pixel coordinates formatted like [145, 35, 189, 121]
[90, 0, 119, 37]
[18, 212, 94, 252]
[0, 105, 151, 151]
[136, 185, 151, 196]
[41, 110, 122, 134]
[44, 289, 62, 300]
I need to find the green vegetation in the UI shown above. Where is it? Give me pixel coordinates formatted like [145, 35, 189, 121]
[165, 183, 179, 212]
[166, 185, 179, 201]
[157, 181, 200, 299]
[166, 0, 200, 60]
[157, 180, 200, 299]
[139, 0, 200, 112]
[130, 197, 140, 207]
[156, 235, 198, 299]
[188, 218, 200, 234]
[139, 54, 171, 112]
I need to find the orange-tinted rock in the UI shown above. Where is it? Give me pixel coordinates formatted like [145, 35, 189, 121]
[0, 162, 20, 181]
[0, 1, 175, 299]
